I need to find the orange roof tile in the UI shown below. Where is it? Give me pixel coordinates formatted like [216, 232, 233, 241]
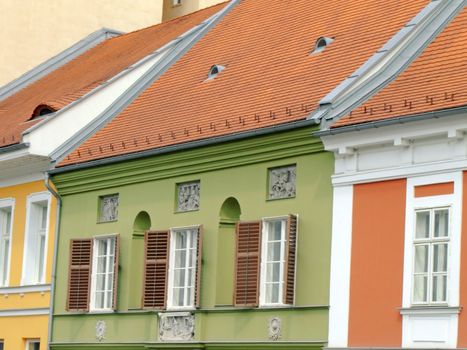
[62, 0, 429, 166]
[0, 3, 226, 148]
[334, 6, 467, 128]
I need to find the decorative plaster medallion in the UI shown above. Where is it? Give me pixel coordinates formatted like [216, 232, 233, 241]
[100, 194, 119, 222]
[177, 182, 200, 212]
[268, 165, 296, 199]
[268, 317, 282, 341]
[159, 312, 195, 341]
[95, 320, 106, 342]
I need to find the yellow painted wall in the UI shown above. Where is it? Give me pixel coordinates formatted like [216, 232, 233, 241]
[0, 180, 56, 349]
[0, 315, 49, 349]
[0, 0, 164, 87]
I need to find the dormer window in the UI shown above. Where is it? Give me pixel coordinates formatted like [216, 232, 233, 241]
[312, 36, 334, 54]
[207, 65, 225, 80]
[31, 104, 56, 119]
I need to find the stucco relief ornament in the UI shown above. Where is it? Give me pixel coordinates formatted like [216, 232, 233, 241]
[159, 313, 195, 341]
[268, 165, 296, 199]
[268, 317, 282, 341]
[95, 320, 106, 342]
[101, 195, 119, 221]
[177, 182, 200, 211]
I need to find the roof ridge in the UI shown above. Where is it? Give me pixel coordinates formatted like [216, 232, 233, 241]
[0, 27, 122, 102]
[311, 0, 466, 130]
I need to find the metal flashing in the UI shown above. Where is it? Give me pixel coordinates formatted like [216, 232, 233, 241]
[0, 28, 122, 102]
[314, 105, 467, 137]
[49, 118, 319, 175]
[0, 142, 29, 155]
[49, 0, 240, 164]
[310, 0, 465, 130]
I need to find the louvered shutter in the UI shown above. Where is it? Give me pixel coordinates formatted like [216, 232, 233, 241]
[112, 235, 120, 310]
[67, 239, 93, 311]
[234, 221, 262, 307]
[283, 214, 298, 305]
[195, 226, 203, 308]
[143, 230, 170, 309]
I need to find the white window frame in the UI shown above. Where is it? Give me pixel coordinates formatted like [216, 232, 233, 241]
[167, 226, 199, 311]
[412, 207, 450, 305]
[0, 198, 14, 288]
[89, 234, 118, 312]
[25, 339, 40, 350]
[21, 192, 51, 286]
[259, 216, 288, 307]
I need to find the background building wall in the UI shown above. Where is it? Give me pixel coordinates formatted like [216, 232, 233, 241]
[162, 0, 225, 21]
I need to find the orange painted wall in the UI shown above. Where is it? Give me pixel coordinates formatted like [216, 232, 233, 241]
[348, 179, 406, 347]
[458, 172, 467, 346]
[414, 181, 454, 197]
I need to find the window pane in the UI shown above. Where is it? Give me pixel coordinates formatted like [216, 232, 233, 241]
[415, 211, 430, 239]
[95, 291, 105, 309]
[105, 291, 113, 309]
[174, 250, 186, 268]
[187, 267, 195, 287]
[265, 283, 280, 304]
[172, 287, 184, 307]
[97, 240, 107, 256]
[414, 245, 428, 273]
[432, 275, 447, 302]
[173, 269, 185, 288]
[413, 275, 428, 303]
[5, 211, 11, 233]
[40, 206, 48, 231]
[267, 242, 281, 261]
[434, 209, 449, 237]
[267, 221, 282, 241]
[106, 273, 114, 291]
[97, 256, 106, 273]
[266, 262, 280, 283]
[175, 231, 188, 249]
[433, 244, 448, 272]
[186, 286, 193, 306]
[96, 274, 105, 291]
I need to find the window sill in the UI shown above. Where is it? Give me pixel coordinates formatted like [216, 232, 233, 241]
[88, 309, 115, 314]
[399, 306, 461, 315]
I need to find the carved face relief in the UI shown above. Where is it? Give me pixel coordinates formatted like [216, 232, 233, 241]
[95, 320, 106, 342]
[177, 182, 200, 212]
[268, 165, 296, 200]
[100, 194, 119, 222]
[268, 317, 281, 341]
[159, 313, 195, 341]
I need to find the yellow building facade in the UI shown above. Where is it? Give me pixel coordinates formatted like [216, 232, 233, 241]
[0, 180, 56, 350]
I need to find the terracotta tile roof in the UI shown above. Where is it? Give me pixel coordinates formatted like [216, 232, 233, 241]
[0, 3, 226, 148]
[61, 0, 429, 166]
[334, 6, 467, 128]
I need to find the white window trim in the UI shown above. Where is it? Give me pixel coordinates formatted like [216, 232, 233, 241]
[401, 172, 462, 348]
[21, 192, 51, 286]
[167, 225, 200, 311]
[25, 338, 40, 350]
[0, 198, 15, 288]
[89, 233, 118, 313]
[259, 215, 288, 307]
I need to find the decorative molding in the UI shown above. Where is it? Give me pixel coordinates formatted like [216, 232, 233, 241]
[400, 306, 461, 315]
[52, 126, 323, 195]
[177, 182, 200, 212]
[268, 317, 282, 341]
[268, 165, 296, 200]
[0, 307, 49, 317]
[0, 284, 51, 295]
[95, 320, 106, 342]
[159, 312, 195, 341]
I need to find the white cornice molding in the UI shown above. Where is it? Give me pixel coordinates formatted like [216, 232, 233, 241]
[0, 284, 51, 295]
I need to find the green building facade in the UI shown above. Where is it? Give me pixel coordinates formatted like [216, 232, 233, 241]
[50, 125, 334, 349]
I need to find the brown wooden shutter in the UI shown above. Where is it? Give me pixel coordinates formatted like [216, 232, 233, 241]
[112, 235, 120, 310]
[142, 230, 170, 309]
[234, 221, 262, 307]
[283, 214, 298, 305]
[195, 226, 203, 308]
[67, 239, 93, 311]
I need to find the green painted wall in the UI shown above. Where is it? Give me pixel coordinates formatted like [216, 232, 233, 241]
[51, 126, 333, 349]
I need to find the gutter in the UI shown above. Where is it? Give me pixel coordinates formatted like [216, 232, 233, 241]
[314, 105, 467, 137]
[49, 118, 320, 175]
[0, 142, 29, 155]
[43, 172, 62, 350]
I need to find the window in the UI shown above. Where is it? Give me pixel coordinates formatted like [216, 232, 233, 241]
[413, 208, 450, 304]
[90, 236, 118, 311]
[311, 36, 334, 54]
[99, 194, 119, 222]
[234, 215, 297, 307]
[25, 339, 40, 350]
[260, 218, 287, 305]
[0, 340, 3, 350]
[172, 0, 182, 6]
[207, 65, 225, 80]
[167, 228, 199, 309]
[142, 227, 202, 309]
[0, 201, 13, 287]
[22, 194, 50, 285]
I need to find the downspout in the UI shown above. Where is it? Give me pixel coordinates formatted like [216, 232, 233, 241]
[43, 172, 61, 350]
